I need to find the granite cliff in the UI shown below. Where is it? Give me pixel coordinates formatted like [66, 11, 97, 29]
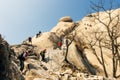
[1, 9, 120, 80]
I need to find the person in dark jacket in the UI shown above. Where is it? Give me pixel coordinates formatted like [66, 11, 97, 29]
[28, 37, 32, 45]
[18, 51, 28, 71]
[40, 49, 46, 62]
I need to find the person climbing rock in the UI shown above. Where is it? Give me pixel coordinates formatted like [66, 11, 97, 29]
[36, 33, 39, 38]
[58, 41, 62, 49]
[40, 49, 46, 62]
[18, 50, 29, 71]
[28, 37, 32, 45]
[36, 31, 42, 38]
[57, 36, 63, 50]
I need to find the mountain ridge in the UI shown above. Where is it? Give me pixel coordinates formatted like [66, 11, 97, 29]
[1, 8, 120, 80]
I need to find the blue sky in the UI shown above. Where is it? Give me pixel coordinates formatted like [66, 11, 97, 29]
[0, 0, 120, 45]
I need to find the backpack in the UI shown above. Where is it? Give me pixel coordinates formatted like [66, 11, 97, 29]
[58, 41, 62, 47]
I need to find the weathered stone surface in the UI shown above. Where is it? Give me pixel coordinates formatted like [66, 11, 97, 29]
[3, 8, 120, 80]
[0, 37, 25, 80]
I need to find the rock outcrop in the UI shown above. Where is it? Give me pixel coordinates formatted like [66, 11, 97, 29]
[0, 36, 25, 80]
[0, 42, 9, 80]
[59, 16, 73, 22]
[1, 8, 120, 80]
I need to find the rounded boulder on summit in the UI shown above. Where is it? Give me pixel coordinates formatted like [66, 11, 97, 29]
[59, 16, 73, 22]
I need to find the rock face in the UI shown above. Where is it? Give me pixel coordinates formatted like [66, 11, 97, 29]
[0, 36, 25, 80]
[2, 8, 120, 80]
[75, 8, 120, 77]
[28, 9, 120, 79]
[0, 43, 9, 80]
[13, 9, 119, 80]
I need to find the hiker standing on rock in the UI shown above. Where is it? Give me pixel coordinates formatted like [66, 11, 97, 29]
[39, 31, 41, 36]
[28, 37, 32, 45]
[36, 31, 42, 38]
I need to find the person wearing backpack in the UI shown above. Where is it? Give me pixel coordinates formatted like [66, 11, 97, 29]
[18, 51, 28, 71]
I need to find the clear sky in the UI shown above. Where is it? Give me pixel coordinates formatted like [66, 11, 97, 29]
[0, 0, 120, 45]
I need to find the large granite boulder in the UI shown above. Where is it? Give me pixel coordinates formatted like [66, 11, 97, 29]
[59, 16, 73, 22]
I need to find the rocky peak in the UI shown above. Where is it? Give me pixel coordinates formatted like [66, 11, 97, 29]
[1, 8, 120, 80]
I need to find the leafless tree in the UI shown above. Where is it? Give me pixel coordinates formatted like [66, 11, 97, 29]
[64, 31, 76, 63]
[90, 0, 120, 78]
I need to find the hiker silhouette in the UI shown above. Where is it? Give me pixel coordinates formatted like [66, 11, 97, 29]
[28, 37, 32, 45]
[40, 49, 46, 62]
[36, 31, 42, 38]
